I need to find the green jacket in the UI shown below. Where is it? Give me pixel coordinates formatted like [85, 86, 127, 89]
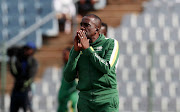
[64, 34, 119, 100]
[58, 65, 77, 101]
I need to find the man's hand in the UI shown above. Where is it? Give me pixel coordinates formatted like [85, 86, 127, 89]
[77, 30, 90, 49]
[74, 31, 82, 51]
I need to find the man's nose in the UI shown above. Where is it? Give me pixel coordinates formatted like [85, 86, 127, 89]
[80, 26, 85, 30]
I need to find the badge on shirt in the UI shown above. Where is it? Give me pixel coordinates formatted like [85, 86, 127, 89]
[95, 46, 103, 51]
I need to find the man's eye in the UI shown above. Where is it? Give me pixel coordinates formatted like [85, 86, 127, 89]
[84, 23, 89, 27]
[80, 23, 90, 27]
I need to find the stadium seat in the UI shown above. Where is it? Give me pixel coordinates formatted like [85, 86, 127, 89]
[170, 28, 180, 41]
[137, 14, 151, 28]
[121, 14, 138, 28]
[2, 28, 9, 40]
[171, 69, 180, 83]
[7, 15, 21, 29]
[0, 18, 3, 30]
[2, 15, 8, 28]
[172, 3, 180, 13]
[138, 97, 148, 111]
[22, 1, 36, 15]
[1, 1, 8, 15]
[143, 28, 157, 42]
[23, 15, 36, 28]
[6, 2, 19, 16]
[36, 0, 52, 17]
[33, 67, 61, 111]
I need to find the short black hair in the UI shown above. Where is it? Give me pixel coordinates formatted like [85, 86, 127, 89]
[101, 22, 108, 31]
[85, 14, 102, 28]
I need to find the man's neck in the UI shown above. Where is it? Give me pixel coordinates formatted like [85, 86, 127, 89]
[90, 34, 99, 43]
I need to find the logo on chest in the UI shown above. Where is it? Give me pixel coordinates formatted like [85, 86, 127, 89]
[95, 46, 103, 51]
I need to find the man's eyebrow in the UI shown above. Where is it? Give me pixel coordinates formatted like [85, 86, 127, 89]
[80, 22, 90, 26]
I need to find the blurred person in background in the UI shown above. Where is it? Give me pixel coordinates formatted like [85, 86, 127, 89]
[64, 14, 119, 112]
[53, 0, 76, 34]
[77, 0, 96, 17]
[93, 0, 107, 10]
[100, 22, 108, 37]
[57, 47, 78, 112]
[7, 42, 38, 112]
[76, 0, 107, 21]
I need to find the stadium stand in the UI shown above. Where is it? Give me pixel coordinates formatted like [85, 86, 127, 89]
[0, 0, 58, 49]
[0, 0, 58, 111]
[114, 0, 180, 111]
[32, 67, 61, 112]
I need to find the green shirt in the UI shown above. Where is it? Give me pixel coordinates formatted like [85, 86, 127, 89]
[58, 66, 77, 101]
[64, 34, 119, 100]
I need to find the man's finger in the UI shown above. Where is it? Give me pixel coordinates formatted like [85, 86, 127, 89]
[78, 33, 83, 39]
[78, 43, 82, 47]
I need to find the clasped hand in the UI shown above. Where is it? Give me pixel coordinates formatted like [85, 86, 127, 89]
[74, 30, 90, 51]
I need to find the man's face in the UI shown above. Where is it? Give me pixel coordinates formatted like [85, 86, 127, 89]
[80, 16, 97, 40]
[24, 48, 34, 57]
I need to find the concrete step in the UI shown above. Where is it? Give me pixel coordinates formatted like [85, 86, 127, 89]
[89, 4, 144, 27]
[107, 0, 147, 5]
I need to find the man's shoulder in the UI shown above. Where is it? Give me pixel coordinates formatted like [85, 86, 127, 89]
[103, 37, 118, 45]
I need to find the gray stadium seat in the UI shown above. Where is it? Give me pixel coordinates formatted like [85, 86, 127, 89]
[0, 18, 3, 30]
[124, 97, 133, 111]
[37, 0, 52, 17]
[121, 14, 138, 28]
[2, 15, 8, 28]
[137, 14, 152, 28]
[142, 28, 157, 42]
[138, 97, 148, 111]
[172, 3, 180, 14]
[132, 82, 142, 97]
[175, 42, 180, 54]
[128, 28, 143, 42]
[22, 1, 36, 15]
[24, 32, 37, 43]
[1, 1, 8, 15]
[171, 69, 180, 83]
[2, 28, 9, 40]
[23, 15, 36, 28]
[7, 15, 21, 29]
[7, 2, 19, 16]
[8, 29, 20, 40]
[168, 98, 177, 112]
[170, 28, 180, 41]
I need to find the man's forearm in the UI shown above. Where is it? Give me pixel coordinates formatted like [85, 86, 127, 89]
[64, 49, 80, 82]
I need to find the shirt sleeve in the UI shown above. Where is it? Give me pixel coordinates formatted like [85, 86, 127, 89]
[64, 47, 80, 82]
[83, 39, 119, 74]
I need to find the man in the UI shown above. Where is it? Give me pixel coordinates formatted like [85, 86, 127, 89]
[53, 0, 76, 34]
[64, 14, 119, 112]
[77, 0, 96, 16]
[100, 22, 108, 37]
[58, 47, 78, 112]
[8, 42, 38, 112]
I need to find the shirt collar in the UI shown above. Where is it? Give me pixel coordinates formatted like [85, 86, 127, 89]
[90, 34, 105, 46]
